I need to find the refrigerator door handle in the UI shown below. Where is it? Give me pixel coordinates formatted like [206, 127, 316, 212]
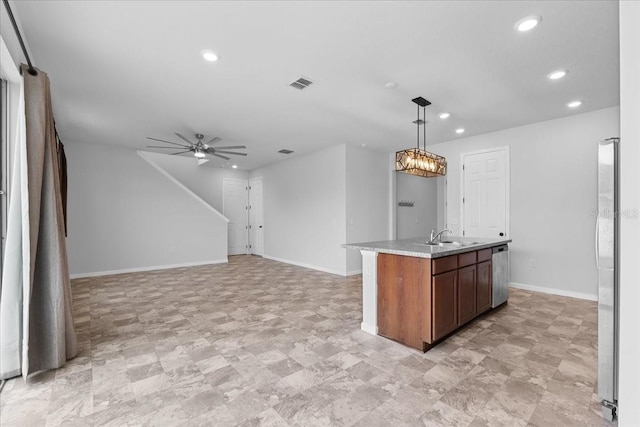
[595, 217, 600, 269]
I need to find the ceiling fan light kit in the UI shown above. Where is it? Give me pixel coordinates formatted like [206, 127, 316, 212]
[395, 97, 447, 178]
[146, 133, 247, 161]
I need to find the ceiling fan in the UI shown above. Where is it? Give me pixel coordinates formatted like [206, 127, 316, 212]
[146, 133, 247, 160]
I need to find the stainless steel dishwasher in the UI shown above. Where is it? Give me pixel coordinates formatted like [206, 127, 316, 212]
[492, 245, 509, 307]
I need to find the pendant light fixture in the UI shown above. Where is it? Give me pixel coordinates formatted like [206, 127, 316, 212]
[395, 97, 447, 178]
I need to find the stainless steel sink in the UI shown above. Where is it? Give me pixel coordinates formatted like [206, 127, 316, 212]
[439, 240, 463, 246]
[443, 240, 481, 245]
[414, 240, 481, 247]
[414, 241, 461, 247]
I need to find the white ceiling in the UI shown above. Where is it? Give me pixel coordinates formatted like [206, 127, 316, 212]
[13, 1, 619, 170]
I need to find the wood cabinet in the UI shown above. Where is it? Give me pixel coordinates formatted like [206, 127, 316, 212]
[377, 254, 430, 351]
[476, 260, 492, 314]
[377, 246, 498, 352]
[457, 264, 477, 326]
[431, 270, 458, 341]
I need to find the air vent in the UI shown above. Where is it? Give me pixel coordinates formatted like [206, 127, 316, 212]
[289, 76, 314, 90]
[278, 149, 294, 154]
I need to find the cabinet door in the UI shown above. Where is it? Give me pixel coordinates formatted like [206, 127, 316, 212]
[476, 260, 492, 314]
[377, 254, 430, 350]
[458, 264, 477, 326]
[432, 270, 458, 341]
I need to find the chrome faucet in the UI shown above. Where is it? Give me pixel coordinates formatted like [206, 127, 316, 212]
[430, 227, 452, 243]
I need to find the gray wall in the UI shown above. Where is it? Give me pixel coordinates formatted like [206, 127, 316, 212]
[395, 172, 438, 240]
[251, 144, 391, 276]
[431, 106, 620, 299]
[251, 145, 348, 275]
[66, 142, 228, 276]
[618, 3, 640, 424]
[345, 145, 390, 273]
[142, 151, 249, 213]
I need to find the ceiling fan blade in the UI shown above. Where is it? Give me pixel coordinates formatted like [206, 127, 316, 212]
[206, 136, 222, 145]
[175, 133, 194, 145]
[214, 150, 248, 156]
[212, 153, 230, 160]
[146, 145, 186, 149]
[146, 137, 189, 148]
[171, 150, 192, 156]
[213, 145, 246, 150]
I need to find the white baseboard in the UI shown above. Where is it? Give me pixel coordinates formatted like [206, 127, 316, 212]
[510, 282, 597, 302]
[361, 322, 377, 336]
[346, 269, 363, 276]
[262, 255, 347, 277]
[70, 259, 228, 279]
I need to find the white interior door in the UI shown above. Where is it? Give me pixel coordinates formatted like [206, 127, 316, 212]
[462, 148, 508, 239]
[223, 179, 248, 255]
[249, 177, 264, 256]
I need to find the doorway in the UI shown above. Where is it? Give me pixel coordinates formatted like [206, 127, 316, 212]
[223, 179, 249, 255]
[461, 147, 509, 239]
[249, 177, 264, 256]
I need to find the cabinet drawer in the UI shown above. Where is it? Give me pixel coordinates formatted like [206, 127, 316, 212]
[432, 255, 458, 275]
[477, 249, 492, 262]
[458, 251, 477, 267]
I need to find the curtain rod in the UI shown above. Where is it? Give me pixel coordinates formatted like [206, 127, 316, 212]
[2, 0, 37, 76]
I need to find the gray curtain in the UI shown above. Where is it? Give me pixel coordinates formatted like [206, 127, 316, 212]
[22, 64, 77, 375]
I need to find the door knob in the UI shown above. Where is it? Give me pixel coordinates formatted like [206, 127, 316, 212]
[259, 226, 263, 228]
[499, 232, 504, 236]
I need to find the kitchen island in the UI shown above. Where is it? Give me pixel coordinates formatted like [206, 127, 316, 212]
[345, 237, 511, 352]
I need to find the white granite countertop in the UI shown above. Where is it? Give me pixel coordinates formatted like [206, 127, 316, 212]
[344, 236, 512, 259]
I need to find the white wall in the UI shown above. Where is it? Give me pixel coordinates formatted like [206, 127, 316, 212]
[345, 145, 390, 274]
[432, 107, 620, 299]
[395, 172, 438, 240]
[618, 2, 640, 425]
[65, 141, 228, 276]
[251, 145, 348, 275]
[141, 151, 249, 212]
[0, 4, 29, 73]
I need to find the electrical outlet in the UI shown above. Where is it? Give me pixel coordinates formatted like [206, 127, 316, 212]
[530, 259, 537, 269]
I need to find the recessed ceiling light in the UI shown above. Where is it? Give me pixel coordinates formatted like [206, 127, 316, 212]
[567, 100, 582, 108]
[231, 164, 238, 169]
[361, 143, 367, 147]
[456, 128, 465, 134]
[547, 69, 567, 80]
[515, 15, 541, 32]
[201, 50, 219, 62]
[384, 82, 397, 89]
[439, 113, 451, 119]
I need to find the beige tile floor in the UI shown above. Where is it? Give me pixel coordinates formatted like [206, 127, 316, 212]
[0, 255, 613, 426]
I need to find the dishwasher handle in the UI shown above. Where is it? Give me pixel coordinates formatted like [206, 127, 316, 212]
[492, 245, 508, 254]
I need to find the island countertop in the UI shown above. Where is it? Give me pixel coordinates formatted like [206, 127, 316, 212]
[344, 236, 512, 259]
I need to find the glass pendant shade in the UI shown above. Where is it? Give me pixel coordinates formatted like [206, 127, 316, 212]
[395, 96, 447, 178]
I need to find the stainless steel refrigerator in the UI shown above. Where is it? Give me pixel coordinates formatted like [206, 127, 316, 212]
[597, 137, 619, 421]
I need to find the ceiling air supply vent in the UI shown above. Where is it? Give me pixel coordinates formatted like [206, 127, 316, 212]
[278, 149, 294, 154]
[289, 76, 314, 90]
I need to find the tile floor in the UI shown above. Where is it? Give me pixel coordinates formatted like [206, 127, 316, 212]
[0, 255, 613, 426]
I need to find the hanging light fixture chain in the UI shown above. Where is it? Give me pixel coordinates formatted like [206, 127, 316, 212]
[423, 105, 427, 151]
[416, 103, 420, 151]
